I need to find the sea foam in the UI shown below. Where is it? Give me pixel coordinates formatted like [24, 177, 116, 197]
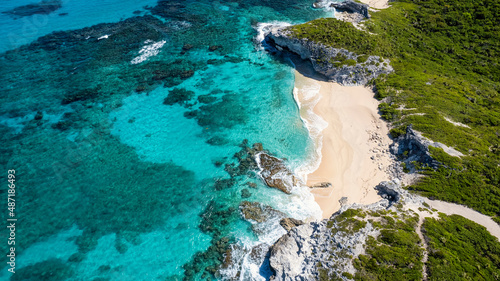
[253, 21, 291, 50]
[130, 40, 167, 65]
[293, 79, 328, 185]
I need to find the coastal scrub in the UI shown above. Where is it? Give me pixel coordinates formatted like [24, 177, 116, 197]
[288, 0, 500, 222]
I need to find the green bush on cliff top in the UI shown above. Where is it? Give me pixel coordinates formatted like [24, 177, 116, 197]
[289, 0, 500, 221]
[423, 214, 500, 280]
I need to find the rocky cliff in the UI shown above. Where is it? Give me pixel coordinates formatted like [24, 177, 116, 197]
[390, 125, 464, 172]
[265, 28, 392, 85]
[268, 180, 428, 280]
[331, 0, 370, 18]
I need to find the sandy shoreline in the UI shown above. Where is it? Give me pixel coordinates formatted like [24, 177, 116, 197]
[359, 0, 389, 9]
[294, 71, 394, 219]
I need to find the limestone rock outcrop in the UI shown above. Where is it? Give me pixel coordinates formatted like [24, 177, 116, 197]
[280, 218, 305, 232]
[265, 28, 392, 85]
[331, 0, 370, 18]
[390, 125, 464, 170]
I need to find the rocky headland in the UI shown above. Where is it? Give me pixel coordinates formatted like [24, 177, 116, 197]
[269, 180, 420, 280]
[265, 27, 392, 85]
[257, 2, 500, 279]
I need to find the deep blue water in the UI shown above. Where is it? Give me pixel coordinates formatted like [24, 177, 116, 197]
[0, 0, 334, 280]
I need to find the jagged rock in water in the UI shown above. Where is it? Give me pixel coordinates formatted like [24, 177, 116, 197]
[265, 28, 393, 85]
[331, 0, 370, 18]
[239, 201, 285, 223]
[256, 152, 295, 194]
[239, 201, 287, 237]
[280, 218, 305, 232]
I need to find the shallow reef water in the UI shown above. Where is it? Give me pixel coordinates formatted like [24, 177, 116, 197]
[0, 0, 333, 280]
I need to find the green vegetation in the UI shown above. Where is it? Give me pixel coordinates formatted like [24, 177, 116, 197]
[354, 211, 423, 280]
[389, 125, 407, 138]
[322, 209, 500, 280]
[289, 0, 500, 221]
[356, 55, 369, 64]
[423, 214, 500, 280]
[11, 259, 73, 281]
[328, 208, 368, 235]
[290, 19, 390, 57]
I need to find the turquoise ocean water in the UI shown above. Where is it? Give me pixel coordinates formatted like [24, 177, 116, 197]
[0, 0, 335, 280]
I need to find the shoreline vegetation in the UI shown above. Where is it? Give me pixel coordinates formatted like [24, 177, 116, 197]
[289, 0, 500, 223]
[266, 0, 500, 279]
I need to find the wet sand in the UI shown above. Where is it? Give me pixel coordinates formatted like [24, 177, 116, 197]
[294, 71, 393, 219]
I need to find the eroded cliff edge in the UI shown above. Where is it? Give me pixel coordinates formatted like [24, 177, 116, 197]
[265, 27, 392, 85]
[261, 3, 500, 279]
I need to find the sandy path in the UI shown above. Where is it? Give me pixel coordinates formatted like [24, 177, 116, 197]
[359, 0, 389, 9]
[423, 199, 500, 239]
[294, 72, 393, 219]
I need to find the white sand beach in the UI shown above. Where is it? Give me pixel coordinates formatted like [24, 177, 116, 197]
[359, 0, 389, 9]
[294, 71, 394, 219]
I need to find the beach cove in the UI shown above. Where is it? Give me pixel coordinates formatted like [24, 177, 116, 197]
[294, 71, 393, 219]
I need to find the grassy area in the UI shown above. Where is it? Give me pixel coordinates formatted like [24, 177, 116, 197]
[423, 214, 500, 280]
[322, 207, 500, 280]
[353, 211, 423, 280]
[288, 0, 500, 221]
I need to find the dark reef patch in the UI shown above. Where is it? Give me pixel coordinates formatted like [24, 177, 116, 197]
[3, 0, 62, 18]
[11, 258, 73, 281]
[163, 88, 196, 107]
[193, 94, 248, 131]
[0, 15, 201, 116]
[0, 0, 326, 278]
[176, 201, 239, 280]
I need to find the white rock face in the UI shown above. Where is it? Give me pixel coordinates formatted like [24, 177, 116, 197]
[268, 180, 420, 281]
[265, 28, 393, 85]
[269, 202, 388, 280]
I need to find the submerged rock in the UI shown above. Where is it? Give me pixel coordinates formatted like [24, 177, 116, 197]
[182, 44, 193, 51]
[239, 201, 285, 223]
[34, 111, 44, 121]
[163, 88, 195, 107]
[246, 182, 257, 189]
[3, 0, 62, 18]
[62, 88, 100, 105]
[209, 45, 223, 51]
[241, 188, 252, 199]
[198, 94, 217, 104]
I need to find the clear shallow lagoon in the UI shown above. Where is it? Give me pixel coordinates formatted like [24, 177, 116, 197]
[0, 0, 334, 280]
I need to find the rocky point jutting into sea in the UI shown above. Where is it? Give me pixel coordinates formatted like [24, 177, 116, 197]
[2, 0, 500, 279]
[265, 26, 393, 85]
[258, 1, 500, 280]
